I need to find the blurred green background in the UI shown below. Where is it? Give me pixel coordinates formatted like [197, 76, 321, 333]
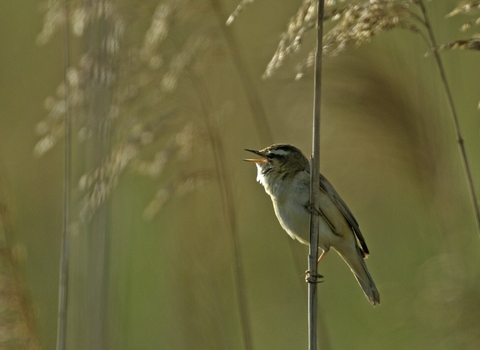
[1, 0, 480, 349]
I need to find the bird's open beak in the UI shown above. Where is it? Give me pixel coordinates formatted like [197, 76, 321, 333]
[244, 149, 267, 163]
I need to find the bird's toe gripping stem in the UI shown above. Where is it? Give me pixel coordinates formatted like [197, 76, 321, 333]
[305, 270, 324, 284]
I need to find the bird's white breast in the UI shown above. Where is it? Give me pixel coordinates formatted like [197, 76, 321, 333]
[256, 166, 331, 250]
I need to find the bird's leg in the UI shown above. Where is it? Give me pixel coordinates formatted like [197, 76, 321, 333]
[305, 250, 327, 283]
[304, 204, 330, 283]
[317, 250, 327, 264]
[305, 250, 328, 283]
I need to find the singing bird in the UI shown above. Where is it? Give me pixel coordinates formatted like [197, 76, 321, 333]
[245, 144, 380, 305]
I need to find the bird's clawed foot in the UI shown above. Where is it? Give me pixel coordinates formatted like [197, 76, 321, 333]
[305, 270, 324, 284]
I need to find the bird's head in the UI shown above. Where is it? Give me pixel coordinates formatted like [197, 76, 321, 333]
[244, 144, 309, 182]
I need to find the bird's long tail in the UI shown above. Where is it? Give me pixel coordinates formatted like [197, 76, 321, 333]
[337, 245, 380, 306]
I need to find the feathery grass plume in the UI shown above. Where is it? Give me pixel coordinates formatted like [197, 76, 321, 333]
[0, 180, 41, 349]
[77, 114, 197, 222]
[77, 30, 212, 222]
[78, 142, 139, 221]
[264, 0, 350, 78]
[0, 242, 41, 350]
[161, 32, 213, 93]
[447, 0, 480, 17]
[322, 0, 422, 54]
[36, 0, 228, 224]
[447, 0, 480, 31]
[140, 0, 185, 66]
[226, 0, 255, 25]
[37, 0, 124, 45]
[36, 0, 66, 46]
[443, 1, 480, 108]
[265, 0, 423, 78]
[34, 55, 91, 157]
[80, 125, 200, 221]
[433, 37, 480, 51]
[37, 0, 214, 219]
[35, 0, 125, 158]
[447, 1, 480, 33]
[263, 0, 318, 78]
[37, 2, 252, 347]
[437, 1, 480, 53]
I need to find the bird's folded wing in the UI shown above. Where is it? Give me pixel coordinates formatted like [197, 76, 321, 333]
[319, 174, 370, 256]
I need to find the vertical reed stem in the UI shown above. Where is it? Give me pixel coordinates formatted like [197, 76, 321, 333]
[418, 0, 480, 235]
[308, 1, 324, 349]
[56, 0, 71, 348]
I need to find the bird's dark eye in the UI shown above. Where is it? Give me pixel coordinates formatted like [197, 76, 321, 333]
[267, 153, 275, 160]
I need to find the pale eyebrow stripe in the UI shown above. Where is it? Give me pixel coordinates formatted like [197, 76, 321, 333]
[270, 149, 289, 156]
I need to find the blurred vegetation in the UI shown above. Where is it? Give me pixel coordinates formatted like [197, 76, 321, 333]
[0, 0, 480, 349]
